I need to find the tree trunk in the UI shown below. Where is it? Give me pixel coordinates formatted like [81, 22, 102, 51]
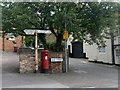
[56, 36, 62, 52]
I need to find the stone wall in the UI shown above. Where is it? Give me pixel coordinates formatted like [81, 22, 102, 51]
[19, 54, 41, 73]
[19, 51, 69, 73]
[49, 52, 69, 73]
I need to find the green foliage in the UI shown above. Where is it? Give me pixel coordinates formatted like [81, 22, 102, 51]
[12, 41, 17, 44]
[24, 34, 46, 48]
[46, 41, 65, 52]
[70, 2, 119, 45]
[24, 36, 35, 47]
[2, 2, 119, 51]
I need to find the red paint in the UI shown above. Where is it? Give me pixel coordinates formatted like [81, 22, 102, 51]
[41, 50, 49, 69]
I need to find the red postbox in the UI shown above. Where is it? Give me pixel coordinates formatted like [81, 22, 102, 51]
[41, 50, 49, 73]
[14, 46, 18, 52]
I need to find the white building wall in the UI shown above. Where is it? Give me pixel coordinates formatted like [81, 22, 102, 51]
[114, 36, 120, 64]
[97, 39, 112, 63]
[83, 43, 97, 61]
[67, 33, 119, 65]
[67, 34, 73, 53]
[114, 50, 120, 64]
[83, 39, 112, 64]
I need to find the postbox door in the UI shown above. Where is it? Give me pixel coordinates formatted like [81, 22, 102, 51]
[43, 53, 49, 69]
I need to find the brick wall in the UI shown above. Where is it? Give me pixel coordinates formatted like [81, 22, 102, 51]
[19, 51, 69, 73]
[49, 52, 69, 73]
[0, 36, 2, 51]
[46, 34, 56, 42]
[0, 33, 24, 51]
[19, 54, 41, 73]
[0, 33, 55, 51]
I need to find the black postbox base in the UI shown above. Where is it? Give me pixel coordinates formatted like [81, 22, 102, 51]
[42, 69, 48, 73]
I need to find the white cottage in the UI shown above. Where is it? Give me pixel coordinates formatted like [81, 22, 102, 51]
[68, 28, 120, 65]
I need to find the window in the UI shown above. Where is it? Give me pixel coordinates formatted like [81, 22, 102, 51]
[98, 46, 106, 53]
[116, 50, 120, 56]
[8, 33, 15, 40]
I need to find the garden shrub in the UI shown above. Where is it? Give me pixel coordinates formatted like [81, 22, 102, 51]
[46, 41, 65, 52]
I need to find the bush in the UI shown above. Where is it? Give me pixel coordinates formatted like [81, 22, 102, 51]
[46, 41, 65, 52]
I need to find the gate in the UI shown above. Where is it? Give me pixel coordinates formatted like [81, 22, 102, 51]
[72, 41, 86, 58]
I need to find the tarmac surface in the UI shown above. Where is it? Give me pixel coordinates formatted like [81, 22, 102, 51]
[1, 52, 119, 88]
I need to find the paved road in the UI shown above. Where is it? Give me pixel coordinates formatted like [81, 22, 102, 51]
[46, 58, 118, 88]
[1, 52, 118, 88]
[2, 52, 68, 88]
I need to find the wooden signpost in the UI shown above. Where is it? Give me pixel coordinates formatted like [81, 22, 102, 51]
[24, 29, 51, 73]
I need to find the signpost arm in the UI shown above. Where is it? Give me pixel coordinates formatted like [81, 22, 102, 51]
[35, 30, 38, 73]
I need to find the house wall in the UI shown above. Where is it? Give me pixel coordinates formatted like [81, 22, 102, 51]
[83, 39, 113, 64]
[83, 43, 98, 61]
[67, 32, 120, 65]
[0, 33, 56, 52]
[114, 35, 120, 64]
[67, 34, 113, 63]
[0, 33, 23, 51]
[46, 34, 56, 42]
[67, 34, 74, 53]
[114, 35, 120, 45]
[114, 46, 120, 64]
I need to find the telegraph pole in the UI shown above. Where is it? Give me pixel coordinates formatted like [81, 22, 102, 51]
[2, 31, 5, 51]
[65, 7, 67, 72]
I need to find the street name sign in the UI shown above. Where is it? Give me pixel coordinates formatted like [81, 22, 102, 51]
[51, 58, 63, 62]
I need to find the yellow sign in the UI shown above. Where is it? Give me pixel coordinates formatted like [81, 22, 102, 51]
[63, 30, 68, 39]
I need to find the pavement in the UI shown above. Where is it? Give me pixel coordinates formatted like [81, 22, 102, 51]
[1, 52, 119, 88]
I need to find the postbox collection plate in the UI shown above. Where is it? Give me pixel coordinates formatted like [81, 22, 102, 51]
[45, 56, 47, 60]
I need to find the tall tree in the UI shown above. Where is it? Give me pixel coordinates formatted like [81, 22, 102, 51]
[2, 2, 119, 51]
[2, 2, 48, 49]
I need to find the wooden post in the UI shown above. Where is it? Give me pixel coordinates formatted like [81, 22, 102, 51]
[35, 30, 38, 73]
[24, 29, 51, 73]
